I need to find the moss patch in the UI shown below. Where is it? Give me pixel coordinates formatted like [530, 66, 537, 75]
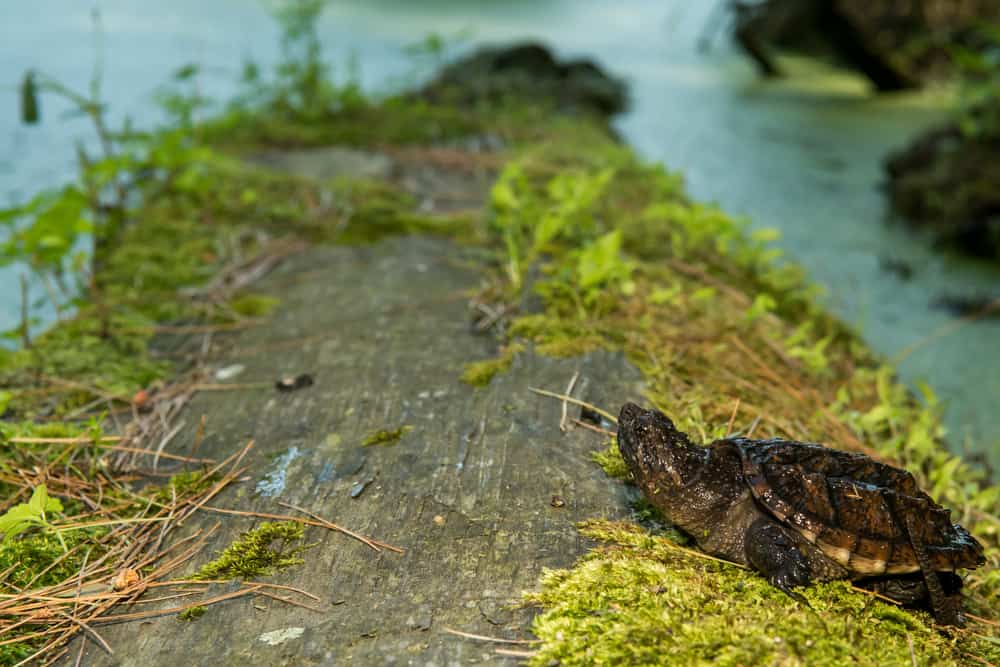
[228, 293, 280, 318]
[154, 470, 219, 505]
[461, 342, 525, 387]
[202, 96, 488, 153]
[191, 521, 312, 581]
[0, 145, 432, 419]
[0, 529, 106, 594]
[361, 426, 412, 447]
[527, 521, 993, 666]
[178, 605, 207, 622]
[591, 438, 629, 480]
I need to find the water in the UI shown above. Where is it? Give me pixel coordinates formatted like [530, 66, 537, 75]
[2, 0, 997, 471]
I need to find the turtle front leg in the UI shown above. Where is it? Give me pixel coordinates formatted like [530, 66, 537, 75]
[745, 517, 812, 605]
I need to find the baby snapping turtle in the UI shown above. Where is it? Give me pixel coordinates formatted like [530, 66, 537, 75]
[617, 403, 986, 625]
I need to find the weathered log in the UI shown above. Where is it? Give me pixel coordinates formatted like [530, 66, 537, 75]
[71, 234, 643, 665]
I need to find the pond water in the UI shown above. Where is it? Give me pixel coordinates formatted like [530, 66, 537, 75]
[2, 0, 998, 472]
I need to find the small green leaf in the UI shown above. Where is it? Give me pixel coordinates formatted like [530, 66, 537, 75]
[746, 293, 777, 323]
[28, 484, 49, 514]
[691, 286, 716, 304]
[27, 484, 62, 515]
[38, 234, 68, 249]
[650, 285, 682, 305]
[0, 504, 41, 541]
[577, 230, 630, 290]
[20, 70, 40, 124]
[533, 210, 569, 249]
[750, 227, 781, 243]
[0, 206, 24, 225]
[173, 63, 200, 81]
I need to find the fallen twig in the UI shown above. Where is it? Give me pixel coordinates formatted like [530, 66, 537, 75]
[528, 387, 617, 424]
[494, 648, 538, 658]
[560, 372, 580, 432]
[198, 503, 403, 554]
[277, 501, 404, 554]
[725, 398, 741, 437]
[570, 418, 615, 436]
[442, 627, 539, 644]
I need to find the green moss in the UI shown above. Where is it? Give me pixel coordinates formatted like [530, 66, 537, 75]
[191, 521, 311, 580]
[154, 470, 219, 505]
[591, 438, 629, 480]
[228, 293, 280, 318]
[361, 425, 412, 447]
[527, 520, 993, 666]
[0, 530, 105, 593]
[202, 96, 486, 152]
[0, 313, 168, 417]
[177, 605, 207, 621]
[0, 642, 37, 666]
[461, 342, 525, 387]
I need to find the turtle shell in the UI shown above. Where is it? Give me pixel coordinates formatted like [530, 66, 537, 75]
[733, 438, 985, 576]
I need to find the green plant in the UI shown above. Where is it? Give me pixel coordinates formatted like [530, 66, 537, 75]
[403, 29, 474, 75]
[575, 229, 634, 300]
[951, 24, 1000, 139]
[0, 186, 92, 329]
[784, 322, 833, 376]
[0, 485, 66, 551]
[5, 23, 217, 343]
[490, 163, 617, 291]
[154, 64, 213, 130]
[227, 0, 363, 122]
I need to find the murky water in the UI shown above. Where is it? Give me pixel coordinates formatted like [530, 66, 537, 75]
[2, 0, 997, 471]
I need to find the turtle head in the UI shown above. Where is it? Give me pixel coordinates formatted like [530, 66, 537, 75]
[618, 403, 700, 489]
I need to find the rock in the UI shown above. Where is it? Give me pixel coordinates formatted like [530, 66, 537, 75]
[733, 0, 1000, 90]
[419, 42, 628, 116]
[886, 122, 1000, 260]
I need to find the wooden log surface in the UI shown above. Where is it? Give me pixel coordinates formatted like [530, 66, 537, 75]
[73, 233, 644, 665]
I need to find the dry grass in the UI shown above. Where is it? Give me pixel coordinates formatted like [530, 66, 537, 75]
[0, 438, 250, 665]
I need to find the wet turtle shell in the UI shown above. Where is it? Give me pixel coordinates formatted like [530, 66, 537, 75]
[734, 438, 985, 576]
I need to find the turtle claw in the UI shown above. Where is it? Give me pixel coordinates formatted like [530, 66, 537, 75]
[771, 574, 810, 608]
[746, 518, 815, 607]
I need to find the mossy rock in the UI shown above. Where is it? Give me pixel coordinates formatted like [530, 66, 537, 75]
[886, 123, 1000, 260]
